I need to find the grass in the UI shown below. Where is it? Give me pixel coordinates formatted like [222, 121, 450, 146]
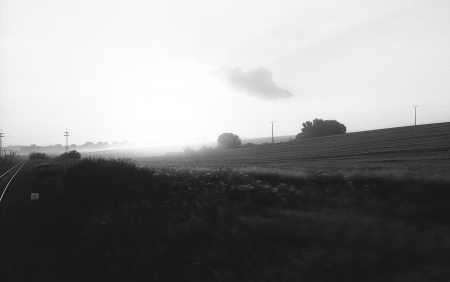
[15, 157, 450, 282]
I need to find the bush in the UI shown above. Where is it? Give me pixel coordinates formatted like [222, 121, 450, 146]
[296, 118, 346, 139]
[182, 146, 195, 154]
[29, 152, 49, 160]
[197, 146, 214, 153]
[242, 142, 256, 148]
[60, 150, 81, 160]
[217, 133, 242, 149]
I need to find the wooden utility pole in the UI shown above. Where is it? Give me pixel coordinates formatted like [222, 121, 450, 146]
[413, 106, 418, 125]
[271, 121, 274, 144]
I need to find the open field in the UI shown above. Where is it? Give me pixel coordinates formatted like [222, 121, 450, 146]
[136, 122, 450, 177]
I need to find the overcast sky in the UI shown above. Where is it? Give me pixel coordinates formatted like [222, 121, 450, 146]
[1, 0, 449, 146]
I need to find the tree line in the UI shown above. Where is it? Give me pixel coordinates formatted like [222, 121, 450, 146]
[180, 118, 346, 154]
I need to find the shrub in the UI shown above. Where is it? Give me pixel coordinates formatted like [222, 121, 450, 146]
[296, 118, 346, 139]
[182, 146, 195, 154]
[59, 150, 81, 160]
[29, 152, 49, 160]
[217, 133, 242, 149]
[242, 142, 256, 147]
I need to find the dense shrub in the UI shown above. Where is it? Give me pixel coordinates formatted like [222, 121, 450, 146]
[217, 133, 242, 149]
[182, 146, 195, 154]
[59, 150, 81, 160]
[242, 142, 256, 147]
[296, 118, 346, 139]
[29, 152, 49, 160]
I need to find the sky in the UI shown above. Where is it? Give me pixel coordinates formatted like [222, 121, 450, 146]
[1, 0, 449, 147]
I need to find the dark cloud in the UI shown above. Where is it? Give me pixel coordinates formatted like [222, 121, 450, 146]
[213, 66, 293, 100]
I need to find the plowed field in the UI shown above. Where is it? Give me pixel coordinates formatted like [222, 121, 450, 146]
[138, 122, 450, 177]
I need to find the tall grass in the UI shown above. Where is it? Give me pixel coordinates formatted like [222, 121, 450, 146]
[27, 157, 450, 281]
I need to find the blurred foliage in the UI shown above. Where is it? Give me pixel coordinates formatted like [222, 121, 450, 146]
[22, 158, 450, 281]
[60, 150, 81, 160]
[242, 142, 256, 147]
[217, 133, 242, 149]
[29, 152, 49, 160]
[59, 150, 81, 160]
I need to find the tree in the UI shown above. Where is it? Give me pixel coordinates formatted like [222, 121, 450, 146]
[80, 142, 95, 149]
[242, 142, 256, 148]
[182, 146, 195, 154]
[60, 150, 81, 160]
[296, 118, 346, 139]
[217, 133, 242, 149]
[198, 146, 214, 153]
[29, 152, 49, 160]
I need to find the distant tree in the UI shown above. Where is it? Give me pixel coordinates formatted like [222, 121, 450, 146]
[182, 146, 195, 154]
[29, 152, 49, 160]
[242, 142, 256, 148]
[296, 118, 346, 139]
[60, 150, 81, 160]
[80, 142, 95, 149]
[217, 133, 242, 149]
[198, 146, 214, 153]
[95, 142, 110, 149]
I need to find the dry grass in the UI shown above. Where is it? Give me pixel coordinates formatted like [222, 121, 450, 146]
[16, 157, 450, 281]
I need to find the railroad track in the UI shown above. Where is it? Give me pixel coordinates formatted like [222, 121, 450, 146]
[0, 159, 28, 205]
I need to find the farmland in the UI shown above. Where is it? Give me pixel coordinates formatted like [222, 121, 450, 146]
[137, 122, 450, 177]
[2, 123, 450, 281]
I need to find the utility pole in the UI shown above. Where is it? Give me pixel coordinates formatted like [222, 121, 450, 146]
[413, 106, 418, 126]
[64, 128, 69, 153]
[0, 130, 4, 158]
[270, 121, 274, 144]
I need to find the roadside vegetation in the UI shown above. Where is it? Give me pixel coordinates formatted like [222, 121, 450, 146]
[0, 155, 16, 175]
[57, 150, 81, 160]
[22, 157, 450, 281]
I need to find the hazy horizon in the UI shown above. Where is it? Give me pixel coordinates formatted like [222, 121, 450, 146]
[1, 1, 449, 147]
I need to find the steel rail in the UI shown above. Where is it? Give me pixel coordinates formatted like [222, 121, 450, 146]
[0, 159, 28, 204]
[0, 159, 26, 179]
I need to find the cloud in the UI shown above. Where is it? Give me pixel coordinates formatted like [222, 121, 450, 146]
[213, 66, 293, 100]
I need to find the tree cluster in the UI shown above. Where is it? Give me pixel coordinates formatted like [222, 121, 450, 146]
[217, 133, 242, 149]
[60, 150, 81, 160]
[29, 152, 49, 160]
[296, 119, 346, 139]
